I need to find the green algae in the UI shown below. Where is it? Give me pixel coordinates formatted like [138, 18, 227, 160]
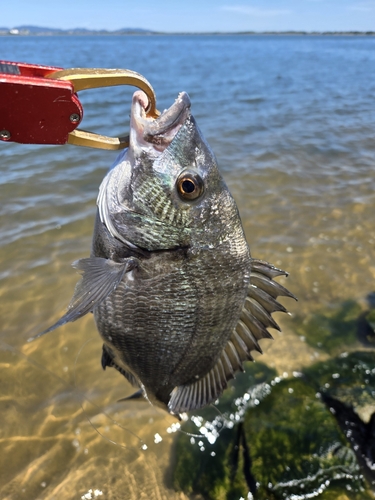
[366, 310, 375, 331]
[173, 352, 375, 499]
[291, 300, 362, 355]
[305, 350, 375, 408]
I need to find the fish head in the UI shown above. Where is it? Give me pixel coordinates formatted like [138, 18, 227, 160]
[99, 90, 244, 252]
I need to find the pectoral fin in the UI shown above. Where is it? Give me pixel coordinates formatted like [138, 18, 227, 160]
[29, 257, 136, 341]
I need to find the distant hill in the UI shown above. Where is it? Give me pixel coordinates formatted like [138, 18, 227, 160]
[15, 25, 64, 33]
[0, 25, 157, 35]
[0, 26, 374, 36]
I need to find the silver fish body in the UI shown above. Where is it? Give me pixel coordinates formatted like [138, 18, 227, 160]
[37, 91, 295, 416]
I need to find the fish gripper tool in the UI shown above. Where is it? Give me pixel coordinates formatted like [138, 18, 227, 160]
[0, 60, 159, 150]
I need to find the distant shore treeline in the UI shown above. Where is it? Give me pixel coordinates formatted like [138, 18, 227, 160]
[1, 26, 375, 36]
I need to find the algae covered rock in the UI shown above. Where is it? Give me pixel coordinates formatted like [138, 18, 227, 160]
[365, 309, 375, 333]
[173, 354, 374, 499]
[172, 362, 276, 500]
[172, 300, 375, 499]
[306, 351, 375, 489]
[360, 309, 375, 346]
[291, 300, 362, 355]
[305, 350, 375, 408]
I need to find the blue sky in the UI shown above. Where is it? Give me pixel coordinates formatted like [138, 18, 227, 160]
[2, 0, 375, 32]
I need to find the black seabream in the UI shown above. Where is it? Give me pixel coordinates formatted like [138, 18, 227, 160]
[35, 90, 295, 416]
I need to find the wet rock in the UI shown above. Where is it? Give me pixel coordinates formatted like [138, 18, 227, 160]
[172, 362, 276, 500]
[291, 300, 362, 355]
[357, 309, 375, 347]
[172, 353, 375, 499]
[320, 393, 375, 489]
[307, 351, 375, 490]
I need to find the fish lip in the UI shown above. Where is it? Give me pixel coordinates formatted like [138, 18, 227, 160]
[130, 90, 191, 152]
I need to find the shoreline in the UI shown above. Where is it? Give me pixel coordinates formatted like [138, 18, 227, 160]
[1, 31, 375, 37]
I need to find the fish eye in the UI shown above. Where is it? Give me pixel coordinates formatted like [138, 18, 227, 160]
[176, 170, 204, 201]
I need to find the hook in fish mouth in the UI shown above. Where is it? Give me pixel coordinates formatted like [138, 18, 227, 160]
[130, 90, 191, 152]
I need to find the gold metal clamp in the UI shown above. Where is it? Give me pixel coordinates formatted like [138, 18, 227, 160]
[47, 68, 160, 150]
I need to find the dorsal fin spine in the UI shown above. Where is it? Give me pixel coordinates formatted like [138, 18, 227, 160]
[214, 364, 224, 394]
[245, 296, 281, 331]
[248, 285, 287, 314]
[236, 319, 262, 354]
[226, 340, 244, 372]
[216, 358, 226, 387]
[251, 259, 288, 278]
[221, 350, 235, 379]
[251, 272, 296, 300]
[232, 329, 253, 359]
[241, 308, 273, 341]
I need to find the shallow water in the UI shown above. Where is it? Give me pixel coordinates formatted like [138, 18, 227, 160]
[1, 35, 375, 499]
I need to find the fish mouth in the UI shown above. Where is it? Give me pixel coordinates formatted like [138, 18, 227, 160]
[130, 90, 191, 153]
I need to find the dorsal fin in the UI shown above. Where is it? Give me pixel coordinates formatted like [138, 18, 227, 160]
[168, 259, 296, 415]
[244, 296, 281, 331]
[250, 271, 296, 300]
[250, 259, 289, 279]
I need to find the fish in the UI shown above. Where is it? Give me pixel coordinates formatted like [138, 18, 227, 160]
[33, 90, 296, 417]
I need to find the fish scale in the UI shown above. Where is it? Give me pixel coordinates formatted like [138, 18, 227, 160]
[96, 268, 200, 385]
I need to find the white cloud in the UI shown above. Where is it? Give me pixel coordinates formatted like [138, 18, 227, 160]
[221, 5, 291, 17]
